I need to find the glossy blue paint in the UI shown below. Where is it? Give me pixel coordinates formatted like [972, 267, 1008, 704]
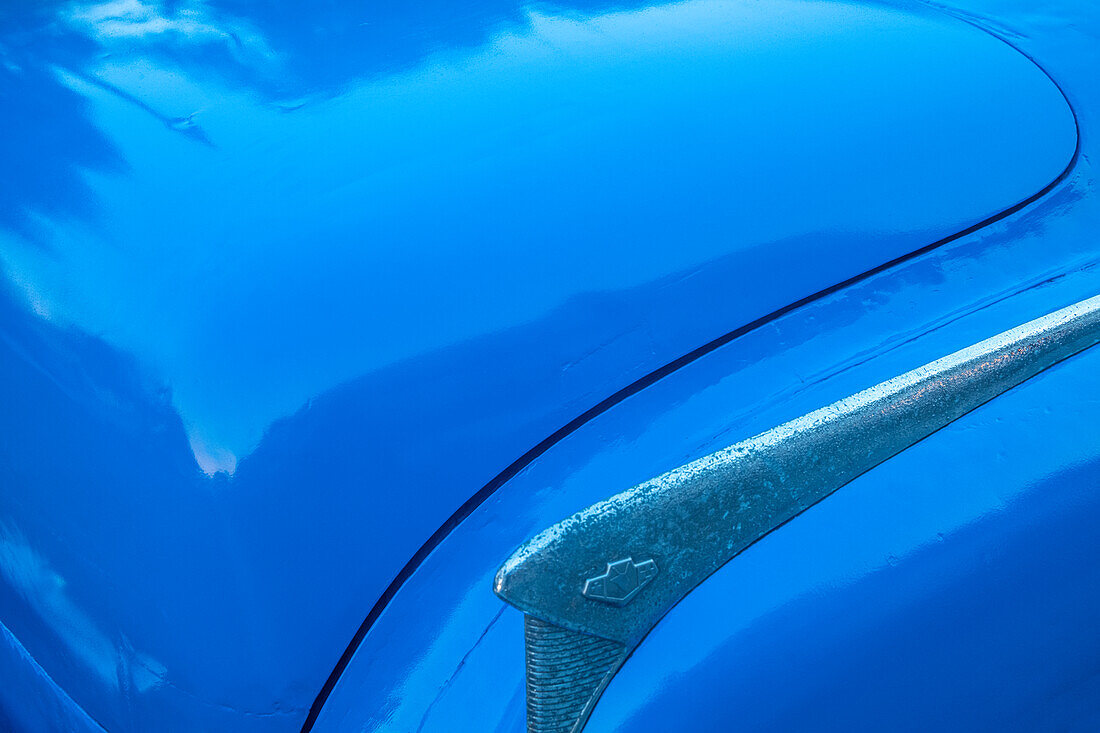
[311, 0, 1100, 722]
[0, 0, 1088, 731]
[313, 208, 1100, 731]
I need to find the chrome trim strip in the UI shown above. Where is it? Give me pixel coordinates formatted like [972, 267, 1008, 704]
[494, 294, 1100, 732]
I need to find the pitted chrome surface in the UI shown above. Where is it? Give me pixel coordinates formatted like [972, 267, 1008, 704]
[523, 616, 625, 733]
[495, 294, 1100, 732]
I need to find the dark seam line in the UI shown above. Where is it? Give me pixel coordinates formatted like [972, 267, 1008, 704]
[299, 25, 1082, 733]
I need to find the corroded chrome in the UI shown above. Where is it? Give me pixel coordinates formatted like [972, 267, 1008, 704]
[495, 294, 1100, 733]
[523, 616, 625, 733]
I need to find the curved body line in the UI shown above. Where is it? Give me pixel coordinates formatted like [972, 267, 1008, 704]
[495, 292, 1100, 732]
[300, 14, 1082, 729]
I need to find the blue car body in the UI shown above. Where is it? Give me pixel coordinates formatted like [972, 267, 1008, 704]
[0, 0, 1098, 730]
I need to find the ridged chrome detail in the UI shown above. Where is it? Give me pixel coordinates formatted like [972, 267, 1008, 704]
[524, 616, 625, 733]
[495, 294, 1100, 733]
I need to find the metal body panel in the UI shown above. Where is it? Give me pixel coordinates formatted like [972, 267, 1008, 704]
[0, 0, 1089, 731]
[311, 174, 1100, 733]
[314, 237, 1100, 732]
[313, 1, 1100, 729]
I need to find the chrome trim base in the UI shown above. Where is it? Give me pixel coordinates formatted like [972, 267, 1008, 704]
[496, 294, 1100, 732]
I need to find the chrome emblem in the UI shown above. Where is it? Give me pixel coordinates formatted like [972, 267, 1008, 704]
[582, 558, 658, 606]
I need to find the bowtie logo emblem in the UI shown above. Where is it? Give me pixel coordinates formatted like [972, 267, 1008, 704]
[582, 557, 658, 606]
